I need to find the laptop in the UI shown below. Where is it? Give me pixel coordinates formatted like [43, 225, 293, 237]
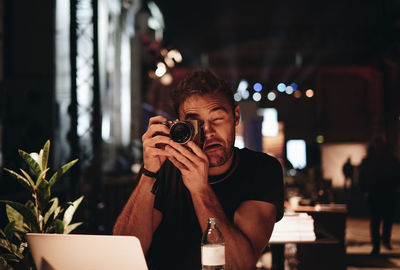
[26, 233, 148, 270]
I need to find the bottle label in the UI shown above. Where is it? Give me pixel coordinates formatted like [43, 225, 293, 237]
[201, 245, 225, 266]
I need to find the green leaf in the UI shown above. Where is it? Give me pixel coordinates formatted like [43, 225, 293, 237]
[0, 239, 12, 253]
[53, 219, 65, 234]
[49, 159, 78, 187]
[53, 206, 62, 220]
[44, 198, 59, 225]
[9, 242, 23, 260]
[36, 178, 50, 212]
[35, 168, 49, 188]
[64, 222, 83, 234]
[24, 200, 36, 215]
[2, 169, 33, 193]
[1, 253, 19, 263]
[0, 228, 6, 239]
[19, 169, 36, 190]
[22, 223, 30, 233]
[41, 140, 50, 170]
[4, 222, 15, 241]
[0, 201, 39, 232]
[18, 150, 41, 177]
[6, 205, 25, 232]
[63, 196, 84, 226]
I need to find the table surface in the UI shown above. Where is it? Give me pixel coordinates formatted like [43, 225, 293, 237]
[269, 230, 339, 245]
[291, 204, 348, 214]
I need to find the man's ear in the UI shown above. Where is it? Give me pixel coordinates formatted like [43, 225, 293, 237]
[234, 105, 240, 126]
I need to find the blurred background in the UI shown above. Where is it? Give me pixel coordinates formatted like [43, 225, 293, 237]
[0, 0, 399, 240]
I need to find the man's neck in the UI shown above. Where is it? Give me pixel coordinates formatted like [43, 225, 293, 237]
[208, 149, 235, 176]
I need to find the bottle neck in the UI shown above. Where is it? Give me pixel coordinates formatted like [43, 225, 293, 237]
[208, 217, 218, 229]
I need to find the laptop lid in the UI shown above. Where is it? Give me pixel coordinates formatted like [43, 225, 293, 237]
[26, 233, 148, 270]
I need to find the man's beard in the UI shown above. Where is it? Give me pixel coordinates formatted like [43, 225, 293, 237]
[207, 129, 235, 168]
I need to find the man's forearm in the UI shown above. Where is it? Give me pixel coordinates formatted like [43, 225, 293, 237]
[113, 174, 157, 253]
[191, 186, 258, 270]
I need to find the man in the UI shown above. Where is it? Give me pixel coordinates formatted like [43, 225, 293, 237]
[342, 157, 354, 193]
[359, 136, 400, 255]
[113, 70, 284, 270]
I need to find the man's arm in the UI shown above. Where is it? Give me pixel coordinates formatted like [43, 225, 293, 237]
[113, 173, 162, 253]
[113, 116, 172, 253]
[191, 187, 276, 270]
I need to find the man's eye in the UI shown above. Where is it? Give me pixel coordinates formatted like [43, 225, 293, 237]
[213, 118, 223, 121]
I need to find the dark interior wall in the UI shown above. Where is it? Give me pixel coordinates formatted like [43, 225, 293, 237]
[316, 67, 384, 143]
[1, 0, 55, 195]
[210, 66, 386, 144]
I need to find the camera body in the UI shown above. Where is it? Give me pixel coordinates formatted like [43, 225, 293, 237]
[162, 120, 204, 146]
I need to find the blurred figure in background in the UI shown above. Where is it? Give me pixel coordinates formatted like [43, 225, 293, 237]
[359, 136, 400, 255]
[342, 156, 354, 194]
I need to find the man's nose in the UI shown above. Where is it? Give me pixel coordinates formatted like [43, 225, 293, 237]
[203, 121, 216, 138]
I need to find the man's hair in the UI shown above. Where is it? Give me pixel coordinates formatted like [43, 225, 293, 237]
[171, 69, 236, 115]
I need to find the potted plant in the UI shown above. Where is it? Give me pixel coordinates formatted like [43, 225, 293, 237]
[0, 140, 84, 269]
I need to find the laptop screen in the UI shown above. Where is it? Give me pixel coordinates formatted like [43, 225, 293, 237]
[26, 233, 148, 270]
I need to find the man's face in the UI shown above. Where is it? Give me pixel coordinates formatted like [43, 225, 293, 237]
[179, 93, 240, 168]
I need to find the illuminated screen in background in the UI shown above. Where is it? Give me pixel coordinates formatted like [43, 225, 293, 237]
[286, 140, 307, 169]
[259, 108, 278, 137]
[234, 136, 245, 149]
[320, 143, 367, 188]
[234, 119, 245, 149]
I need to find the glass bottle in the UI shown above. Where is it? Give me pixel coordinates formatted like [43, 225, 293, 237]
[201, 217, 225, 270]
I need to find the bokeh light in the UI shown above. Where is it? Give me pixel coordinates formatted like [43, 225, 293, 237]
[160, 73, 173, 85]
[285, 86, 294, 94]
[155, 62, 166, 77]
[234, 93, 242, 102]
[277, 83, 286, 92]
[316, 134, 324, 144]
[305, 89, 314, 98]
[290, 83, 298, 91]
[164, 56, 175, 68]
[294, 91, 302, 98]
[237, 80, 248, 91]
[167, 49, 182, 63]
[252, 92, 262, 102]
[241, 90, 250, 100]
[253, 83, 263, 92]
[267, 91, 277, 101]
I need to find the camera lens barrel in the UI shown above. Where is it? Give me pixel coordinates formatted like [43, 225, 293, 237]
[169, 121, 195, 144]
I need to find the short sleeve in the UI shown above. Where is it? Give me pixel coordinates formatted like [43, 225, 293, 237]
[245, 154, 284, 222]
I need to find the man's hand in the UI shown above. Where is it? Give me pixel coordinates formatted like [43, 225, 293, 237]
[142, 116, 173, 172]
[165, 140, 209, 193]
[113, 115, 167, 253]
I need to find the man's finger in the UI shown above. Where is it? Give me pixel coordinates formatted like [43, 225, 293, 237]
[144, 147, 173, 158]
[148, 115, 168, 125]
[185, 141, 208, 160]
[168, 141, 201, 162]
[164, 145, 195, 170]
[167, 156, 189, 171]
[142, 123, 170, 140]
[144, 135, 172, 148]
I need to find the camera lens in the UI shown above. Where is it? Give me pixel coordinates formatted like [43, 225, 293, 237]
[170, 122, 193, 144]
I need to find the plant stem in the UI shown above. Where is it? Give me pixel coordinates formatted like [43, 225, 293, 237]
[32, 190, 42, 232]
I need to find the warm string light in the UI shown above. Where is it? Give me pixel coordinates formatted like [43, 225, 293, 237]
[149, 48, 183, 85]
[305, 89, 314, 98]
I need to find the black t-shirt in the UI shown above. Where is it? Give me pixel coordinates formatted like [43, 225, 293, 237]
[146, 147, 284, 270]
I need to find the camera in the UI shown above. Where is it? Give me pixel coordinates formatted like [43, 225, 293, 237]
[162, 120, 204, 146]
